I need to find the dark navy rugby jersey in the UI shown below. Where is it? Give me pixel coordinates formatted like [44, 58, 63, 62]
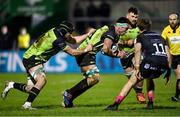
[136, 31, 168, 58]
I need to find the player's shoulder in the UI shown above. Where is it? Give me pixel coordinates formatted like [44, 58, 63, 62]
[103, 26, 115, 36]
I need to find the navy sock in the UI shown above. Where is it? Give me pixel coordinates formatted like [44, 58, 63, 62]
[175, 79, 180, 98]
[26, 87, 40, 103]
[13, 83, 27, 92]
[68, 78, 93, 101]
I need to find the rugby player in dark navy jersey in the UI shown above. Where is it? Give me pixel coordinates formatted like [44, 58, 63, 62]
[105, 18, 171, 110]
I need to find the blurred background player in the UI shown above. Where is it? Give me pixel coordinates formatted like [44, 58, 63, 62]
[105, 18, 171, 110]
[0, 25, 13, 50]
[17, 27, 31, 51]
[118, 7, 145, 103]
[62, 17, 130, 108]
[161, 13, 180, 102]
[1, 21, 95, 109]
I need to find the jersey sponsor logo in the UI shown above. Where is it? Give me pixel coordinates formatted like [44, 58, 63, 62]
[144, 63, 157, 70]
[144, 63, 150, 69]
[169, 36, 180, 44]
[90, 61, 95, 64]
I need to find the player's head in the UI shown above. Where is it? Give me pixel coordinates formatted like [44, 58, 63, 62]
[1, 25, 8, 34]
[114, 17, 130, 35]
[137, 18, 152, 32]
[126, 7, 139, 26]
[168, 13, 179, 28]
[58, 21, 74, 37]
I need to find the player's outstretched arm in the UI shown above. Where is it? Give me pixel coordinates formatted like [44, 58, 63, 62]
[73, 28, 96, 44]
[63, 44, 92, 56]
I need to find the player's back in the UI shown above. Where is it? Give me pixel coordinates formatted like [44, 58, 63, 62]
[138, 31, 168, 65]
[23, 28, 60, 62]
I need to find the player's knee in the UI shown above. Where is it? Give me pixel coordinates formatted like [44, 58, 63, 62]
[25, 85, 33, 92]
[84, 67, 100, 86]
[87, 73, 100, 86]
[125, 69, 134, 78]
[36, 73, 46, 85]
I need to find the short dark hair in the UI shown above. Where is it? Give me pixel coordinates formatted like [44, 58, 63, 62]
[137, 18, 151, 31]
[128, 7, 138, 15]
[116, 17, 131, 24]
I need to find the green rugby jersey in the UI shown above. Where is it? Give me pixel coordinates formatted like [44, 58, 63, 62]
[119, 27, 139, 53]
[23, 28, 67, 63]
[78, 25, 109, 54]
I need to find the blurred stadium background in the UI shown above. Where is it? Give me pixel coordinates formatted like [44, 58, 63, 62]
[0, 0, 180, 73]
[1, 0, 179, 37]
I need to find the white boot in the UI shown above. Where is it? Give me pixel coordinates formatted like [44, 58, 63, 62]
[22, 102, 36, 110]
[1, 81, 14, 99]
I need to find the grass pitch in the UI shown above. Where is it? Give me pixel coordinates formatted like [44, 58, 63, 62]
[0, 73, 179, 116]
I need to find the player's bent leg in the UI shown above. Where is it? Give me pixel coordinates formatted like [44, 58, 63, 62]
[105, 72, 138, 111]
[125, 68, 146, 103]
[119, 73, 138, 97]
[22, 66, 46, 110]
[62, 66, 100, 108]
[62, 74, 100, 108]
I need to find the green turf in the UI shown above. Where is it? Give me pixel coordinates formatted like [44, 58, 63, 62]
[0, 73, 179, 116]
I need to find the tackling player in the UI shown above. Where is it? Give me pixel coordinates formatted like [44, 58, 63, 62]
[1, 21, 95, 109]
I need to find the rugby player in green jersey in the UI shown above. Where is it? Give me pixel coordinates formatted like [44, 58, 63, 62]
[1, 21, 95, 109]
[118, 7, 145, 103]
[62, 17, 130, 108]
